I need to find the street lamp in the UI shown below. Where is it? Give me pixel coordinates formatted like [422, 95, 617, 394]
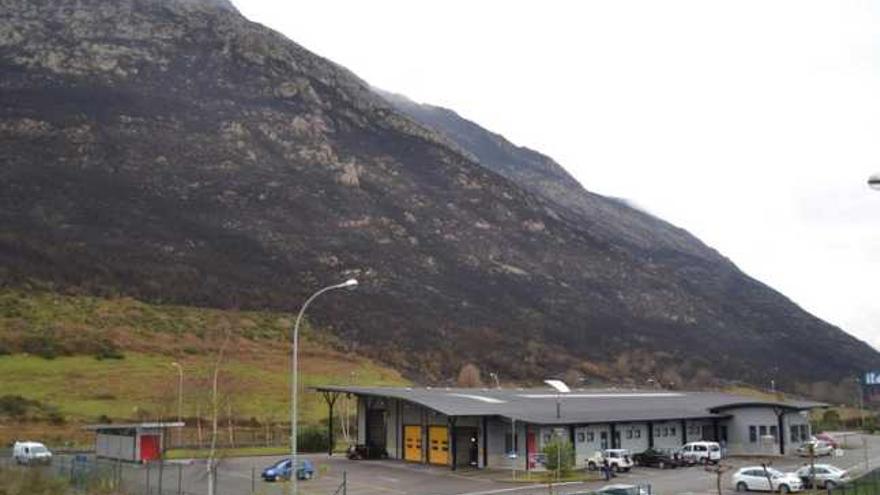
[171, 362, 183, 447]
[291, 278, 358, 495]
[869, 173, 880, 190]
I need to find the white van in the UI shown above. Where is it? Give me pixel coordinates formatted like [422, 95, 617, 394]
[678, 441, 721, 465]
[12, 441, 53, 465]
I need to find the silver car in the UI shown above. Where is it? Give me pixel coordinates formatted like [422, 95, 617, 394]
[796, 440, 833, 457]
[795, 464, 850, 489]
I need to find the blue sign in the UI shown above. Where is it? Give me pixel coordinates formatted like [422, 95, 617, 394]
[865, 371, 880, 386]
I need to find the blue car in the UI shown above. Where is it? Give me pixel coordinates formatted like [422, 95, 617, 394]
[261, 458, 315, 482]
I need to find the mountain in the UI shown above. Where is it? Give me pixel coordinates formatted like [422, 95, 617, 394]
[1, 0, 877, 401]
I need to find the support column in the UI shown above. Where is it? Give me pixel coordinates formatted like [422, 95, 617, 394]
[647, 423, 654, 449]
[610, 424, 617, 449]
[712, 419, 719, 443]
[776, 411, 785, 455]
[320, 391, 340, 456]
[450, 417, 458, 471]
[482, 417, 488, 469]
[680, 420, 687, 445]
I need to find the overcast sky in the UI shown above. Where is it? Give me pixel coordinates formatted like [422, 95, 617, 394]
[233, 0, 880, 350]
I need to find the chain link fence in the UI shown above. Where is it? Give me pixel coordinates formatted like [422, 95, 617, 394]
[829, 467, 880, 495]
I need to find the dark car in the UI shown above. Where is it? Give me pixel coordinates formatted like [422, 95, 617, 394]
[260, 458, 315, 482]
[632, 449, 681, 469]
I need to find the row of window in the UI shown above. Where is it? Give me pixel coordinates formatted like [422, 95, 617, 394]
[790, 424, 810, 443]
[748, 425, 779, 443]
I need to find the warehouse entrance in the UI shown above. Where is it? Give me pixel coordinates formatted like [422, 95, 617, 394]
[454, 427, 479, 468]
[404, 425, 422, 462]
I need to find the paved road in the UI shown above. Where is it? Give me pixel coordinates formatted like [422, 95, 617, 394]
[132, 433, 880, 495]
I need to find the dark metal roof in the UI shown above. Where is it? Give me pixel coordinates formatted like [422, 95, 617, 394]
[314, 386, 824, 425]
[83, 421, 185, 430]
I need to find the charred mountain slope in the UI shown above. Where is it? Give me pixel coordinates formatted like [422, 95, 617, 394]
[0, 0, 876, 396]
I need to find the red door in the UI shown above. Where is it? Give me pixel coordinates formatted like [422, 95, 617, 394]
[139, 434, 160, 462]
[527, 430, 536, 469]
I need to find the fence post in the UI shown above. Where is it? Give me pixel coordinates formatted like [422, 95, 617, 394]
[178, 464, 183, 495]
[146, 462, 151, 495]
[344, 470, 347, 495]
[251, 466, 255, 494]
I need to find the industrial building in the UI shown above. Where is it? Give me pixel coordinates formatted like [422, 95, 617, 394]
[315, 386, 822, 471]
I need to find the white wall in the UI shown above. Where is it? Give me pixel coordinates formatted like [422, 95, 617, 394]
[651, 421, 683, 452]
[95, 433, 136, 461]
[385, 399, 399, 459]
[722, 407, 781, 456]
[618, 423, 649, 452]
[574, 424, 610, 465]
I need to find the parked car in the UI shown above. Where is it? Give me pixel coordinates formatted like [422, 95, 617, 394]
[813, 432, 839, 449]
[795, 440, 833, 457]
[12, 441, 52, 465]
[596, 484, 650, 495]
[260, 458, 315, 482]
[586, 449, 635, 472]
[632, 448, 682, 469]
[678, 441, 722, 465]
[795, 464, 850, 489]
[732, 466, 803, 493]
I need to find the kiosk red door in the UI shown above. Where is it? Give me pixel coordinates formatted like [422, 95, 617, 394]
[139, 435, 160, 462]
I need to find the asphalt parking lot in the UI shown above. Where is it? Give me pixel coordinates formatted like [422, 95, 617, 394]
[147, 433, 880, 495]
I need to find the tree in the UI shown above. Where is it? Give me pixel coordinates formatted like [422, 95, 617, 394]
[542, 437, 575, 479]
[456, 363, 483, 388]
[206, 329, 231, 495]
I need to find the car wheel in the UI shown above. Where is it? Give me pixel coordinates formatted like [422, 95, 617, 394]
[305, 472, 313, 480]
[658, 461, 665, 469]
[587, 462, 597, 471]
[614, 464, 622, 473]
[736, 482, 748, 492]
[778, 484, 790, 494]
[825, 481, 836, 489]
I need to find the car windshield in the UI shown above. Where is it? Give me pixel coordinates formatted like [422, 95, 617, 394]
[271, 459, 291, 469]
[766, 469, 784, 478]
[31, 446, 48, 454]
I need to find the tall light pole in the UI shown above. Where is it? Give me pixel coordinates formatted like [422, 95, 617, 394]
[171, 362, 183, 447]
[291, 278, 358, 495]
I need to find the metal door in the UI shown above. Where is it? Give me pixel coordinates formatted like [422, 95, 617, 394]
[404, 425, 422, 462]
[428, 426, 449, 465]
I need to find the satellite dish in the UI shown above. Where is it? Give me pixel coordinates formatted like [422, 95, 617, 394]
[544, 379, 571, 393]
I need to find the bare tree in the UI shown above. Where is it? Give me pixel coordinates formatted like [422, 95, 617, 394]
[705, 462, 732, 495]
[456, 363, 483, 388]
[206, 329, 231, 495]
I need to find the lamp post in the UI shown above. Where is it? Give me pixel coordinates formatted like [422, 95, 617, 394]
[171, 362, 183, 447]
[291, 278, 358, 495]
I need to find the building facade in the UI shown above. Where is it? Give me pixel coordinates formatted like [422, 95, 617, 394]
[318, 386, 820, 471]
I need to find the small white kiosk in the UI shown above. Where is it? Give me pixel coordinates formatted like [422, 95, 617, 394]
[84, 422, 184, 462]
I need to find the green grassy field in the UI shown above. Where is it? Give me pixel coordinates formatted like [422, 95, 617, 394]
[0, 289, 408, 446]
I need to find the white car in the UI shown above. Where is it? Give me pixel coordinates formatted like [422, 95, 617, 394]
[12, 441, 52, 465]
[586, 449, 635, 472]
[795, 440, 833, 457]
[678, 441, 722, 465]
[795, 464, 850, 489]
[732, 466, 803, 493]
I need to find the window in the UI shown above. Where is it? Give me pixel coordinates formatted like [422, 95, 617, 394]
[670, 426, 676, 437]
[577, 432, 585, 443]
[769, 425, 778, 441]
[654, 427, 661, 438]
[749, 426, 757, 443]
[587, 431, 595, 443]
[759, 426, 767, 437]
[543, 433, 551, 443]
[505, 433, 517, 452]
[790, 425, 799, 443]
[635, 429, 641, 439]
[662, 427, 669, 437]
[799, 425, 809, 442]
[626, 429, 633, 439]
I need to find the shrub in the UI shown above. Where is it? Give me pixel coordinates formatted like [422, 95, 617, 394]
[542, 437, 575, 476]
[297, 425, 329, 453]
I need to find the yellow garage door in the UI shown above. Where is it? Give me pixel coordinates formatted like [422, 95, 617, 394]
[428, 426, 449, 465]
[404, 425, 422, 462]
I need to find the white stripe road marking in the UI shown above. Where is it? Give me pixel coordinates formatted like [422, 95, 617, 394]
[455, 481, 585, 495]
